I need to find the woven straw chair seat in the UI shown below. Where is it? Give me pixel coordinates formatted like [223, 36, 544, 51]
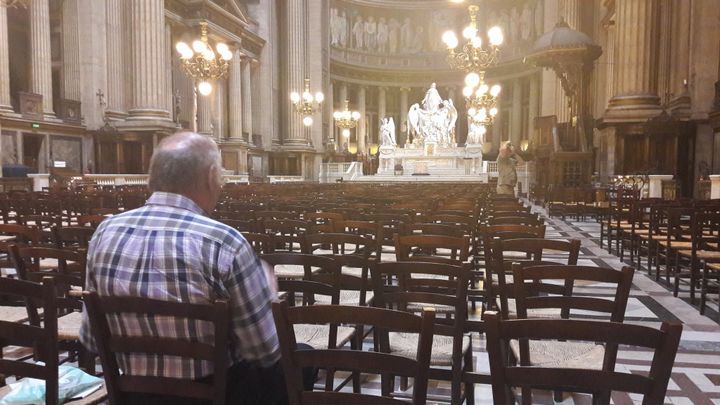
[389, 333, 470, 366]
[293, 324, 355, 349]
[657, 241, 693, 249]
[57, 311, 83, 341]
[314, 290, 374, 306]
[274, 265, 320, 279]
[405, 302, 456, 314]
[509, 340, 605, 369]
[677, 249, 720, 259]
[0, 306, 31, 323]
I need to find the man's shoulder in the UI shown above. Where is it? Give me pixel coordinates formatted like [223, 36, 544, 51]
[96, 206, 247, 248]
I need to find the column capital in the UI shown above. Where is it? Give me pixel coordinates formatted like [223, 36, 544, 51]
[400, 87, 411, 92]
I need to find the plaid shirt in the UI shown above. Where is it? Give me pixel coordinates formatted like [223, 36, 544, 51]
[80, 192, 280, 379]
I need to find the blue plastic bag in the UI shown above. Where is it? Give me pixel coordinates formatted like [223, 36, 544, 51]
[0, 364, 103, 405]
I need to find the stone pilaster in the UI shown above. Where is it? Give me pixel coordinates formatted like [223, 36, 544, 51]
[228, 51, 244, 140]
[241, 60, 253, 139]
[510, 79, 523, 146]
[0, 5, 11, 111]
[357, 86, 366, 154]
[284, 0, 306, 146]
[128, 0, 170, 120]
[326, 80, 335, 143]
[528, 75, 539, 142]
[105, 0, 126, 117]
[62, 0, 81, 101]
[197, 92, 212, 135]
[606, 0, 662, 119]
[30, 0, 54, 116]
[339, 83, 348, 105]
[378, 87, 387, 121]
[399, 87, 409, 146]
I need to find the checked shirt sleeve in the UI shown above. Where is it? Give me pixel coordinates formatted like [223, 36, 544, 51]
[224, 242, 281, 367]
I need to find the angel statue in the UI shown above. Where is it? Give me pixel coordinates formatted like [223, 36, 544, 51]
[380, 117, 397, 147]
[407, 83, 457, 147]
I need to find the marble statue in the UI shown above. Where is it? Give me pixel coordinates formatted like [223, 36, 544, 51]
[365, 16, 377, 51]
[339, 11, 348, 47]
[467, 122, 486, 145]
[388, 18, 400, 54]
[380, 117, 397, 146]
[330, 8, 340, 46]
[377, 17, 389, 53]
[352, 16, 365, 49]
[400, 17, 414, 52]
[407, 83, 457, 147]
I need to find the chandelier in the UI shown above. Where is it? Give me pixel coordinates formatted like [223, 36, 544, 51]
[463, 71, 501, 126]
[175, 21, 233, 96]
[333, 99, 361, 137]
[290, 78, 324, 127]
[0, 0, 27, 8]
[442, 5, 504, 72]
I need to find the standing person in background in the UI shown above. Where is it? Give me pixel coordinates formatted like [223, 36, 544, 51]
[496, 140, 524, 195]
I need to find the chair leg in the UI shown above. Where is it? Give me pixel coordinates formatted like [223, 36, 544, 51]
[463, 348, 474, 405]
[701, 265, 708, 315]
[553, 390, 564, 402]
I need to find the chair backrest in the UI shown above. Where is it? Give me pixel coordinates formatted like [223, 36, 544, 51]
[220, 218, 260, 233]
[395, 234, 470, 265]
[272, 300, 435, 405]
[243, 232, 276, 254]
[0, 224, 40, 251]
[400, 222, 466, 238]
[484, 312, 682, 405]
[83, 292, 230, 405]
[76, 214, 105, 228]
[52, 225, 95, 251]
[0, 277, 59, 405]
[262, 219, 311, 252]
[489, 238, 581, 319]
[303, 232, 376, 259]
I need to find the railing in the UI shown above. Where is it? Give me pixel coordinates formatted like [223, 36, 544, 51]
[516, 162, 536, 197]
[84, 174, 149, 187]
[319, 162, 362, 183]
[484, 161, 498, 178]
[267, 176, 306, 184]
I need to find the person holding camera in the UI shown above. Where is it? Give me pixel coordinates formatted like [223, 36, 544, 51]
[496, 140, 524, 195]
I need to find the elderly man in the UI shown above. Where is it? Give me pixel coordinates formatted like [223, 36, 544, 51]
[80, 132, 287, 404]
[496, 140, 524, 195]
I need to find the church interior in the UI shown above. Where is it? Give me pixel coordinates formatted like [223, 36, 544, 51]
[0, 0, 719, 403]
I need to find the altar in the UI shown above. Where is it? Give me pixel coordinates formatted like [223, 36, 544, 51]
[373, 83, 487, 179]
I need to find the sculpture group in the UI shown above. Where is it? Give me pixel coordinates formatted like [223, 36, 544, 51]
[407, 84, 458, 147]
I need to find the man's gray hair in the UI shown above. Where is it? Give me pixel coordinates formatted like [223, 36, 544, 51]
[148, 132, 222, 194]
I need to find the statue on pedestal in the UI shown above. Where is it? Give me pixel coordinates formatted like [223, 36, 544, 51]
[407, 83, 457, 147]
[380, 117, 397, 147]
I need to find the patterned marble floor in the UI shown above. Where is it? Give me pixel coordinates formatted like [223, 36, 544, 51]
[345, 207, 720, 404]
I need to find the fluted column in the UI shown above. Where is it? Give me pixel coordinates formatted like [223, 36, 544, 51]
[128, 0, 170, 120]
[228, 51, 244, 139]
[378, 87, 387, 121]
[0, 5, 11, 111]
[339, 83, 348, 105]
[528, 75, 539, 142]
[327, 80, 335, 144]
[30, 0, 54, 116]
[285, 0, 306, 145]
[510, 80, 523, 146]
[607, 0, 661, 118]
[399, 87, 409, 146]
[197, 93, 212, 135]
[242, 60, 253, 139]
[106, 0, 126, 117]
[357, 86, 366, 154]
[62, 0, 81, 101]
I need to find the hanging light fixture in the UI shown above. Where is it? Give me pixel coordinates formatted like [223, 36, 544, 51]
[175, 21, 233, 96]
[463, 71, 501, 126]
[333, 99, 361, 137]
[291, 78, 324, 127]
[442, 5, 503, 73]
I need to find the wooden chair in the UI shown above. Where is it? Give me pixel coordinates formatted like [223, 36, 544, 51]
[243, 232, 276, 254]
[485, 312, 682, 405]
[395, 234, 471, 266]
[83, 292, 229, 405]
[674, 211, 720, 304]
[272, 300, 435, 405]
[701, 261, 720, 320]
[52, 226, 95, 252]
[655, 207, 695, 285]
[76, 214, 105, 228]
[489, 238, 581, 319]
[220, 219, 260, 233]
[261, 219, 310, 253]
[372, 261, 473, 405]
[510, 263, 635, 403]
[0, 277, 108, 404]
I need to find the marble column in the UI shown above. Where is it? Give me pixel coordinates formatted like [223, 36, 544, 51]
[197, 92, 212, 135]
[357, 86, 366, 154]
[378, 87, 387, 121]
[607, 0, 661, 118]
[105, 0, 126, 117]
[0, 5, 11, 111]
[399, 87, 409, 146]
[528, 75, 539, 142]
[128, 0, 170, 120]
[242, 60, 253, 140]
[285, 0, 306, 145]
[30, 0, 54, 116]
[510, 79, 523, 146]
[326, 80, 335, 143]
[339, 83, 348, 105]
[62, 0, 81, 101]
[213, 79, 226, 139]
[228, 51, 243, 139]
[669, 0, 691, 111]
[165, 22, 174, 117]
